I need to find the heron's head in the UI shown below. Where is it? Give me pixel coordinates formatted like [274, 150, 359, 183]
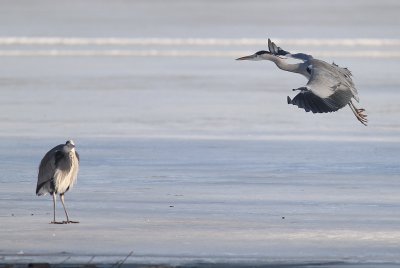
[64, 140, 76, 152]
[236, 50, 271, 61]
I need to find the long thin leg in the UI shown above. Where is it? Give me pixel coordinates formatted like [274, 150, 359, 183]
[52, 193, 56, 223]
[60, 194, 69, 222]
[60, 194, 79, 224]
[348, 100, 368, 126]
[50, 193, 63, 224]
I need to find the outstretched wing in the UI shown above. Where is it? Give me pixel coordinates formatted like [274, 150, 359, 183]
[36, 144, 63, 195]
[268, 39, 313, 62]
[268, 39, 290, 56]
[287, 88, 352, 113]
[287, 60, 354, 113]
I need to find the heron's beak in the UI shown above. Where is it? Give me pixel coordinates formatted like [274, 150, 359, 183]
[236, 54, 256, 61]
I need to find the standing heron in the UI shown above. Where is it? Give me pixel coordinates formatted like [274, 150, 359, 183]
[236, 39, 367, 125]
[36, 140, 80, 224]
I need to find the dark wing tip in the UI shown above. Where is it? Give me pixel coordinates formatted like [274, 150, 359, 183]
[268, 38, 275, 54]
[288, 91, 341, 114]
[268, 38, 290, 56]
[36, 181, 46, 195]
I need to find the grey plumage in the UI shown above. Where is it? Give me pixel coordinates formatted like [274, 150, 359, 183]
[36, 140, 80, 224]
[237, 39, 367, 125]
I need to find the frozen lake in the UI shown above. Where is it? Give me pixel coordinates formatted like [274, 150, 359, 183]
[1, 137, 400, 265]
[0, 0, 400, 266]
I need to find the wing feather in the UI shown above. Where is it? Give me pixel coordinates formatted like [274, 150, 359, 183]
[308, 59, 358, 100]
[36, 144, 63, 195]
[289, 90, 341, 113]
[266, 39, 362, 115]
[268, 39, 313, 61]
[288, 59, 356, 113]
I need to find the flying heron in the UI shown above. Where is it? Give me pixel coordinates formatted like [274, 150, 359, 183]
[236, 39, 367, 125]
[36, 140, 80, 224]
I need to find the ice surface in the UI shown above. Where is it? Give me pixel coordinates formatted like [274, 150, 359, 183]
[1, 138, 400, 265]
[0, 0, 399, 266]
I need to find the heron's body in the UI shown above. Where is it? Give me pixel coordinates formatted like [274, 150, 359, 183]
[237, 39, 367, 125]
[36, 140, 80, 224]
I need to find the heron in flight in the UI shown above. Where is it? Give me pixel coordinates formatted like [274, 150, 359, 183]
[36, 140, 80, 224]
[236, 39, 367, 125]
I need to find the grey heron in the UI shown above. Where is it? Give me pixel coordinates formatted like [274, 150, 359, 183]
[36, 140, 80, 224]
[236, 39, 367, 125]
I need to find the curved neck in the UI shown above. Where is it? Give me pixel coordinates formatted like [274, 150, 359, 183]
[261, 54, 301, 73]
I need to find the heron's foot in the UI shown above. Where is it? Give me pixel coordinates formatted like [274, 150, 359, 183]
[62, 220, 80, 224]
[50, 221, 65, 224]
[355, 108, 368, 126]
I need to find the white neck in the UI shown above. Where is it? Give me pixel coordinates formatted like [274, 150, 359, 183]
[260, 54, 302, 74]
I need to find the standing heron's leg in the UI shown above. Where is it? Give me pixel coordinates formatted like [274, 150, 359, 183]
[60, 193, 69, 222]
[60, 194, 79, 224]
[50, 193, 63, 224]
[52, 193, 56, 223]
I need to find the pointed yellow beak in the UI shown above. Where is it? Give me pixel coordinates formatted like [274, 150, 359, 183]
[236, 54, 256, 61]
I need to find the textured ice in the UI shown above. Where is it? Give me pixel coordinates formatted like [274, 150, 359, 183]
[0, 0, 400, 266]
